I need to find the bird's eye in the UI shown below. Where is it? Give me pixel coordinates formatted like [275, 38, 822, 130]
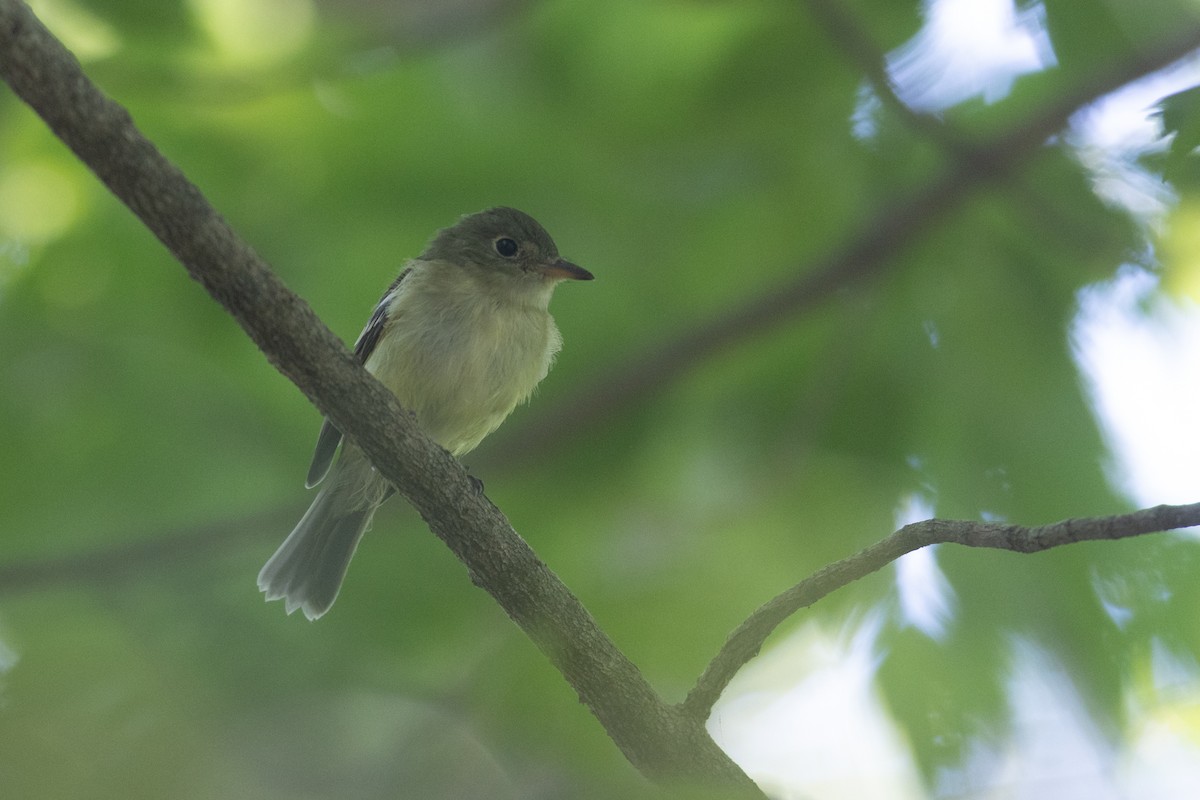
[494, 237, 519, 257]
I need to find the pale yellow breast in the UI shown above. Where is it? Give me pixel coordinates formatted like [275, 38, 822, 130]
[364, 263, 561, 456]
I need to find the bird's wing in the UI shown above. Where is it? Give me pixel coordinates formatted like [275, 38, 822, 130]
[304, 268, 412, 488]
[305, 417, 344, 488]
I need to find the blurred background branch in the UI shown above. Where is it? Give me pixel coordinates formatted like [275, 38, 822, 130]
[0, 507, 295, 596]
[489, 19, 1200, 467]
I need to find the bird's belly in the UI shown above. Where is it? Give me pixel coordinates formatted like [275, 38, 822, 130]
[366, 309, 557, 456]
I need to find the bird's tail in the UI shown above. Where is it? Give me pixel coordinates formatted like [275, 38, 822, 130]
[258, 454, 385, 620]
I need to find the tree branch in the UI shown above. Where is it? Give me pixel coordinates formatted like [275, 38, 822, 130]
[0, 1, 760, 792]
[494, 21, 1200, 467]
[683, 502, 1200, 719]
[0, 508, 294, 596]
[802, 0, 958, 147]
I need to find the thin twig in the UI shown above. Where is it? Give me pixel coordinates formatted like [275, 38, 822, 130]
[682, 502, 1200, 719]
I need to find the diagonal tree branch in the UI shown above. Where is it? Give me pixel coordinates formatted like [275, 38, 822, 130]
[683, 502, 1200, 719]
[0, 1, 760, 792]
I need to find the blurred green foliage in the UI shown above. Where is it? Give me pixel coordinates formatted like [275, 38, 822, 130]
[3, 0, 1200, 797]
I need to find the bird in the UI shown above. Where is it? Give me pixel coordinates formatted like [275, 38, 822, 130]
[258, 207, 593, 620]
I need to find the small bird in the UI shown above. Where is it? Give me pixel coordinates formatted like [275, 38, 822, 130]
[258, 207, 593, 620]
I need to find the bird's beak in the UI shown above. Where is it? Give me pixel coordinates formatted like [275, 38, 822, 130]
[542, 258, 594, 281]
